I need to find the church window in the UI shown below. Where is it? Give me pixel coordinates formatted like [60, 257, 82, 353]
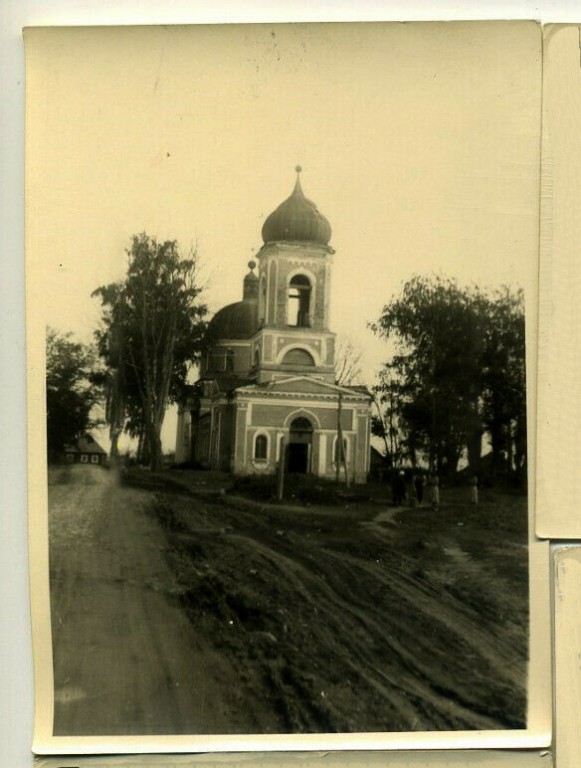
[254, 433, 268, 461]
[225, 348, 234, 372]
[208, 348, 219, 372]
[281, 348, 315, 367]
[288, 275, 311, 327]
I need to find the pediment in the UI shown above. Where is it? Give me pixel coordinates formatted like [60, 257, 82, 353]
[237, 376, 370, 399]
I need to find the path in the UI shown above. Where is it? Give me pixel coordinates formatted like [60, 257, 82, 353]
[49, 465, 243, 735]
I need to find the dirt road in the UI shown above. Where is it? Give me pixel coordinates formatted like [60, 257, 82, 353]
[49, 466, 248, 735]
[49, 465, 528, 735]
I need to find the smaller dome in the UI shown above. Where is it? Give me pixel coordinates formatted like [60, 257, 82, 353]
[243, 260, 259, 301]
[262, 168, 332, 246]
[205, 300, 259, 342]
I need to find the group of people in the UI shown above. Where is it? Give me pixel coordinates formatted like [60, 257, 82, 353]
[391, 471, 439, 509]
[391, 470, 479, 508]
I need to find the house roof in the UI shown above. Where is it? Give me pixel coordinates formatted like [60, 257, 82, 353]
[64, 433, 107, 455]
[370, 435, 389, 457]
[370, 445, 388, 463]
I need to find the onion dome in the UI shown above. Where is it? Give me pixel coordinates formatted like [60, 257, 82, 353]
[261, 166, 332, 246]
[205, 300, 259, 341]
[204, 261, 260, 343]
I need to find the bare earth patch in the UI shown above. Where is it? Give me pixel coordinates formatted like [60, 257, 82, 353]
[49, 465, 528, 735]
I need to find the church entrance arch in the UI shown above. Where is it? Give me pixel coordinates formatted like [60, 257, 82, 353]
[287, 416, 313, 474]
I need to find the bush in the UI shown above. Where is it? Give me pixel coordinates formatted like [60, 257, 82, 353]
[231, 475, 276, 501]
[231, 474, 366, 507]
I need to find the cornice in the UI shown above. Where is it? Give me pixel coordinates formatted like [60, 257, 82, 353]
[234, 389, 371, 404]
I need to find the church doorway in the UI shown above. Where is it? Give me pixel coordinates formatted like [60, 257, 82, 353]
[287, 417, 313, 474]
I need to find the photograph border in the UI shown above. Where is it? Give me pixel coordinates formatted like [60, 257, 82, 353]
[8, 3, 581, 767]
[25, 18, 551, 755]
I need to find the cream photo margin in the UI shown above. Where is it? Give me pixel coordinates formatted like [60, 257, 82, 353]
[3, 3, 581, 768]
[24, 18, 550, 756]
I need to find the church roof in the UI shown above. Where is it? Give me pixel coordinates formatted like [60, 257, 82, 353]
[214, 377, 255, 393]
[261, 167, 332, 246]
[204, 262, 260, 344]
[205, 299, 259, 342]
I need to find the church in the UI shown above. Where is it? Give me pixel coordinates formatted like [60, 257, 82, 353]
[175, 168, 371, 484]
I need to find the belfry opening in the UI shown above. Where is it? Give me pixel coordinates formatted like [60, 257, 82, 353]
[288, 275, 311, 327]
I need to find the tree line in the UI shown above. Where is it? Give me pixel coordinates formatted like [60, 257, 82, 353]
[46, 233, 527, 486]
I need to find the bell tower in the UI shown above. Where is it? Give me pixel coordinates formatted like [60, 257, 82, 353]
[252, 167, 336, 383]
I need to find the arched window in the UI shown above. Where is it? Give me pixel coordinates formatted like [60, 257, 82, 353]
[208, 348, 221, 372]
[333, 436, 348, 464]
[288, 275, 311, 327]
[225, 348, 234, 372]
[281, 347, 315, 367]
[254, 434, 268, 461]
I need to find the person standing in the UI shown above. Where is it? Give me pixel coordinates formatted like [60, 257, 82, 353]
[431, 475, 440, 511]
[391, 472, 398, 506]
[415, 474, 424, 506]
[409, 474, 417, 508]
[470, 474, 479, 504]
[392, 470, 406, 506]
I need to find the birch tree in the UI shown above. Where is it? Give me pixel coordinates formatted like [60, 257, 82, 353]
[93, 233, 207, 470]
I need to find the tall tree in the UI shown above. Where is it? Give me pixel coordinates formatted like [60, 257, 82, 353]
[46, 327, 104, 462]
[92, 282, 128, 461]
[93, 233, 207, 470]
[371, 366, 406, 469]
[371, 275, 526, 483]
[481, 286, 527, 484]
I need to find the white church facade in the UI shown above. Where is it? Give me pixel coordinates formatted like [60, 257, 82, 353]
[175, 169, 371, 484]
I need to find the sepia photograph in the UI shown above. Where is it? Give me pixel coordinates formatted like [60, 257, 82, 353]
[25, 20, 550, 752]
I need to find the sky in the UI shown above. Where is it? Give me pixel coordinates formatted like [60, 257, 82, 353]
[25, 21, 542, 451]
